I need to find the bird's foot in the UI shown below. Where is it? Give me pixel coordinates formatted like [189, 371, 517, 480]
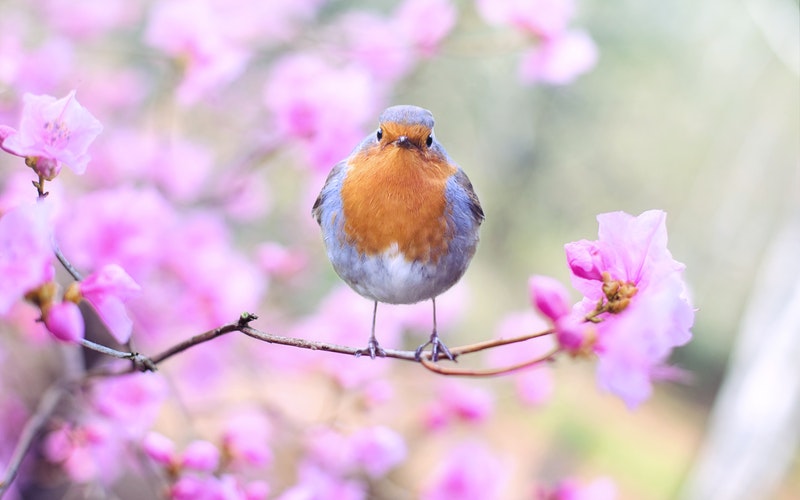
[415, 333, 455, 362]
[355, 338, 386, 360]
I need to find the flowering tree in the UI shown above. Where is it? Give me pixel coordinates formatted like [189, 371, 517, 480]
[0, 0, 693, 498]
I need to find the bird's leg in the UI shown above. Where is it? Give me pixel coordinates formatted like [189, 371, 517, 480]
[415, 297, 455, 362]
[357, 301, 386, 359]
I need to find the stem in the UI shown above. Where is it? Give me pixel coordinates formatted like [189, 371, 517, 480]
[0, 384, 66, 495]
[419, 347, 560, 377]
[51, 240, 83, 281]
[449, 329, 556, 356]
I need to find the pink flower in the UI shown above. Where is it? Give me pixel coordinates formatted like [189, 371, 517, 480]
[222, 409, 273, 469]
[42, 420, 123, 484]
[171, 474, 255, 500]
[539, 476, 617, 500]
[422, 442, 507, 500]
[528, 275, 593, 354]
[351, 426, 407, 478]
[144, 0, 249, 105]
[1, 90, 102, 176]
[394, 0, 457, 57]
[0, 203, 52, 314]
[305, 427, 357, 476]
[40, 0, 141, 39]
[256, 242, 308, 278]
[476, 0, 576, 38]
[181, 440, 220, 472]
[91, 373, 166, 436]
[529, 275, 571, 321]
[519, 30, 598, 85]
[565, 210, 694, 408]
[277, 462, 366, 500]
[423, 380, 494, 430]
[43, 301, 84, 342]
[336, 13, 415, 82]
[79, 264, 141, 344]
[142, 432, 176, 466]
[263, 53, 381, 171]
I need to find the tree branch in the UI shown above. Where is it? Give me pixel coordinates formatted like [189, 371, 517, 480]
[0, 384, 66, 496]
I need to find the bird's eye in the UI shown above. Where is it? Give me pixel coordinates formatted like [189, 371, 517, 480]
[426, 135, 433, 147]
[376, 129, 383, 141]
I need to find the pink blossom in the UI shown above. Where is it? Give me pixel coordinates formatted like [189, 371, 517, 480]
[256, 242, 308, 278]
[263, 53, 381, 171]
[160, 212, 265, 328]
[84, 127, 215, 203]
[56, 186, 175, 277]
[519, 30, 598, 85]
[351, 426, 407, 478]
[276, 461, 366, 500]
[91, 372, 167, 436]
[79, 264, 141, 343]
[305, 427, 357, 475]
[423, 380, 494, 430]
[43, 301, 84, 342]
[0, 31, 74, 95]
[539, 476, 618, 500]
[394, 0, 457, 57]
[529, 275, 572, 321]
[144, 0, 249, 105]
[476, 0, 576, 38]
[489, 311, 556, 406]
[528, 276, 593, 354]
[222, 409, 273, 468]
[171, 474, 254, 500]
[181, 440, 220, 472]
[142, 432, 176, 466]
[40, 0, 142, 39]
[243, 480, 270, 500]
[42, 420, 123, 484]
[336, 13, 415, 82]
[1, 90, 102, 176]
[422, 442, 507, 500]
[565, 210, 694, 408]
[207, 0, 324, 46]
[0, 203, 52, 314]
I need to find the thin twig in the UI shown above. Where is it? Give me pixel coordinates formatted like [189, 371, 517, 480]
[0, 384, 66, 496]
[51, 239, 83, 281]
[449, 329, 556, 356]
[419, 347, 561, 377]
[238, 325, 421, 361]
[78, 339, 156, 372]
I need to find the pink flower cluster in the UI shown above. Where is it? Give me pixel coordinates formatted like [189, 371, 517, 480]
[530, 210, 694, 408]
[42, 373, 167, 484]
[476, 0, 598, 85]
[264, 0, 457, 172]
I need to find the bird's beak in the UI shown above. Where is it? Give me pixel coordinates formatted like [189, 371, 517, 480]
[395, 135, 412, 149]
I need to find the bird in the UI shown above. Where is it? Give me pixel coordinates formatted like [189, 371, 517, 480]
[312, 105, 484, 361]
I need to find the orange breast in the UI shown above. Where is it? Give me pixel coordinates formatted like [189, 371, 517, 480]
[340, 145, 456, 263]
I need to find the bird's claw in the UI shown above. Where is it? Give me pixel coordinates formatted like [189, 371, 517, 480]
[356, 338, 386, 360]
[415, 333, 455, 362]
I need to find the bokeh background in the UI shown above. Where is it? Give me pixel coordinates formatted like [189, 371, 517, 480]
[0, 0, 798, 498]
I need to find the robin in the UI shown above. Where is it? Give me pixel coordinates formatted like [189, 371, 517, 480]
[312, 105, 484, 361]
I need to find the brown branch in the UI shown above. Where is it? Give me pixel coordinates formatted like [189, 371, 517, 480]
[449, 328, 556, 356]
[420, 347, 560, 377]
